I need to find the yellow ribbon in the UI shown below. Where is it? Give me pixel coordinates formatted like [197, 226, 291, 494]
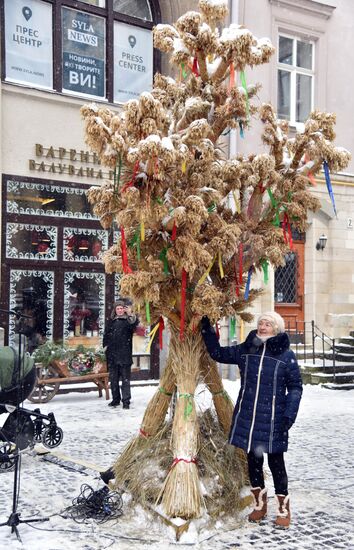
[140, 219, 145, 242]
[197, 255, 216, 286]
[182, 160, 186, 173]
[145, 323, 159, 353]
[218, 251, 224, 279]
[233, 190, 241, 214]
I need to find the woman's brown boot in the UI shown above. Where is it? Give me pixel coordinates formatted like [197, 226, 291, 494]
[248, 487, 267, 522]
[275, 494, 291, 528]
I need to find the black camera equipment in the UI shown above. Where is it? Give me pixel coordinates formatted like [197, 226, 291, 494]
[0, 308, 62, 541]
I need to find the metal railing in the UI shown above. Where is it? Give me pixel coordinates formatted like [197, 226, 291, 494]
[311, 320, 337, 381]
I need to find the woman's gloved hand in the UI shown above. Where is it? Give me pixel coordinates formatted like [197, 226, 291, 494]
[200, 316, 211, 330]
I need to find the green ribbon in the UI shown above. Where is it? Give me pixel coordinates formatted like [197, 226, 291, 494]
[128, 228, 141, 261]
[181, 63, 188, 79]
[158, 386, 173, 397]
[207, 202, 217, 212]
[230, 317, 236, 339]
[267, 188, 280, 226]
[159, 247, 170, 275]
[212, 389, 231, 401]
[145, 301, 151, 324]
[240, 70, 250, 118]
[261, 259, 269, 284]
[180, 393, 194, 420]
[155, 197, 163, 205]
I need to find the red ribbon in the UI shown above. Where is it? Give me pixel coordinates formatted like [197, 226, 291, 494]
[120, 226, 133, 273]
[282, 213, 293, 249]
[171, 457, 197, 470]
[238, 243, 243, 285]
[180, 268, 187, 341]
[139, 428, 150, 438]
[171, 221, 177, 241]
[192, 57, 199, 76]
[233, 255, 240, 297]
[215, 322, 220, 340]
[121, 160, 139, 193]
[159, 316, 165, 350]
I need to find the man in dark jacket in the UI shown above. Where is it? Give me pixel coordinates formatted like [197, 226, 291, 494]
[103, 299, 139, 409]
[201, 311, 302, 529]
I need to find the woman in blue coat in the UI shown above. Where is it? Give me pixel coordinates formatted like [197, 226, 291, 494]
[201, 311, 302, 528]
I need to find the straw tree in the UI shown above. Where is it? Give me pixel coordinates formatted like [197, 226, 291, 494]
[81, 0, 350, 520]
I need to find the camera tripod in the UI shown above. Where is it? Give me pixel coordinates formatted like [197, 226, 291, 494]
[0, 309, 49, 541]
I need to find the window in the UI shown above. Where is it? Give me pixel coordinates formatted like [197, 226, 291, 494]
[2, 0, 159, 103]
[277, 35, 314, 124]
[274, 252, 298, 304]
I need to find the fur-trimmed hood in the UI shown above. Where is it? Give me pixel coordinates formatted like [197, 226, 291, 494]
[243, 329, 290, 355]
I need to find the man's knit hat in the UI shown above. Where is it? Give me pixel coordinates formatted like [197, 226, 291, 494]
[257, 311, 285, 335]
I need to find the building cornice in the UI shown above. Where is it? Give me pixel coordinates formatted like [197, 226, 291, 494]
[269, 0, 336, 20]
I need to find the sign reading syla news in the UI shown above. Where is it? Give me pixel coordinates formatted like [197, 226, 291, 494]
[114, 21, 153, 103]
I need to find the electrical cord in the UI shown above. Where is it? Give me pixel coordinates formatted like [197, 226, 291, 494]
[66, 483, 123, 524]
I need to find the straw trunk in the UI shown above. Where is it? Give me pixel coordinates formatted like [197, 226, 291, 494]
[157, 324, 203, 518]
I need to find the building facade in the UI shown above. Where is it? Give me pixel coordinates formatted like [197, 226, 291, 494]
[0, 0, 353, 377]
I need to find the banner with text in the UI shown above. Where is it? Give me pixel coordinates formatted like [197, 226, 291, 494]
[4, 0, 53, 89]
[62, 7, 105, 98]
[114, 22, 153, 103]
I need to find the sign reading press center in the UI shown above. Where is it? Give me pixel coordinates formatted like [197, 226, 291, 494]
[4, 0, 53, 89]
[114, 22, 153, 103]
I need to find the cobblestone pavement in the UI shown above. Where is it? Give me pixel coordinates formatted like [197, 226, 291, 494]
[0, 383, 353, 549]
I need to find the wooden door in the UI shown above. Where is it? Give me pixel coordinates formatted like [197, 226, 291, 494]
[274, 240, 305, 338]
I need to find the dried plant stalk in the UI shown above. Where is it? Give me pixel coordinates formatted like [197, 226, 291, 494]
[157, 324, 203, 518]
[200, 350, 235, 434]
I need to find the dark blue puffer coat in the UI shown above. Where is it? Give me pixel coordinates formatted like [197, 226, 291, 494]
[201, 322, 303, 454]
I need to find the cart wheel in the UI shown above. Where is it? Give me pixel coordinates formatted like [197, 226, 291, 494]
[33, 423, 45, 442]
[27, 365, 60, 404]
[41, 425, 63, 448]
[0, 442, 16, 472]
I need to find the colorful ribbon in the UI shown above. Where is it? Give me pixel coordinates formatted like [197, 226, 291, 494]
[158, 316, 165, 350]
[282, 213, 293, 249]
[218, 251, 224, 278]
[146, 322, 159, 353]
[180, 268, 187, 340]
[197, 255, 216, 286]
[261, 259, 269, 284]
[170, 457, 197, 469]
[230, 317, 236, 339]
[323, 160, 337, 217]
[244, 266, 253, 300]
[120, 226, 133, 274]
[240, 70, 250, 118]
[145, 301, 151, 324]
[159, 247, 170, 275]
[179, 393, 194, 420]
[238, 243, 243, 285]
[158, 386, 173, 397]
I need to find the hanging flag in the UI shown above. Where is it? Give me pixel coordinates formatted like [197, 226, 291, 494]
[180, 269, 187, 340]
[244, 266, 253, 300]
[323, 161, 337, 217]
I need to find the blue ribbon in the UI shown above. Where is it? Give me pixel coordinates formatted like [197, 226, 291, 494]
[323, 161, 337, 217]
[244, 266, 253, 300]
[239, 122, 245, 139]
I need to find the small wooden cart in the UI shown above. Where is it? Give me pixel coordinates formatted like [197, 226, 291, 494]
[28, 361, 109, 404]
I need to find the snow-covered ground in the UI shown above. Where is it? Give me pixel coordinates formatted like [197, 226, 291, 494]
[1, 381, 353, 549]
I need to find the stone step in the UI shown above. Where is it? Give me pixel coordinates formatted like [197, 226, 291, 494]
[322, 382, 354, 390]
[333, 344, 354, 354]
[324, 352, 354, 362]
[301, 363, 354, 374]
[302, 371, 354, 385]
[338, 337, 354, 347]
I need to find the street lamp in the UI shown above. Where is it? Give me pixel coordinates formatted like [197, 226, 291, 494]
[316, 234, 328, 251]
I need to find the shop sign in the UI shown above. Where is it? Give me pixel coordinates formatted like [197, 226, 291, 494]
[4, 0, 53, 89]
[114, 21, 153, 103]
[62, 7, 105, 98]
